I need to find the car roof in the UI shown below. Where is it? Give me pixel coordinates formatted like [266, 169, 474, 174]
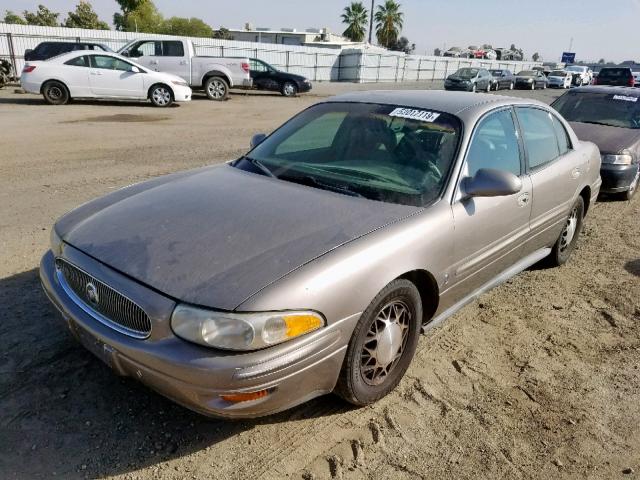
[569, 86, 640, 96]
[324, 90, 549, 116]
[51, 50, 121, 61]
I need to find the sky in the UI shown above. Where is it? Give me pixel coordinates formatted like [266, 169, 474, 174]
[1, 0, 637, 63]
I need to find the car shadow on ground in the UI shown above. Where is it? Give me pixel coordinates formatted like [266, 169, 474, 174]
[624, 259, 640, 277]
[0, 268, 352, 479]
[0, 95, 179, 108]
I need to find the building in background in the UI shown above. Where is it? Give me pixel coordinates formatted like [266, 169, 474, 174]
[227, 24, 363, 49]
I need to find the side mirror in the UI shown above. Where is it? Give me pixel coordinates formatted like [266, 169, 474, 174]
[130, 66, 141, 73]
[120, 51, 129, 57]
[250, 133, 267, 149]
[463, 168, 522, 198]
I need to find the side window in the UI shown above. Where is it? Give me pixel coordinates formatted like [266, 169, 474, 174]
[275, 111, 347, 155]
[131, 40, 160, 57]
[250, 60, 268, 72]
[466, 109, 521, 177]
[516, 107, 561, 169]
[64, 55, 89, 67]
[90, 55, 133, 72]
[552, 116, 571, 155]
[162, 41, 184, 57]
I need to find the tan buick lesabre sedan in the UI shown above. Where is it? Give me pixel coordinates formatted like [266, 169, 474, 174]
[41, 91, 602, 418]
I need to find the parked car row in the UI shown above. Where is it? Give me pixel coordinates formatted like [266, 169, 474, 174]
[442, 46, 523, 61]
[19, 39, 314, 107]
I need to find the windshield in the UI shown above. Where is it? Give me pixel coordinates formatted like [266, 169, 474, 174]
[566, 66, 584, 73]
[489, 69, 502, 76]
[598, 68, 630, 78]
[455, 68, 479, 79]
[552, 92, 640, 129]
[549, 70, 566, 76]
[517, 71, 535, 76]
[234, 102, 462, 206]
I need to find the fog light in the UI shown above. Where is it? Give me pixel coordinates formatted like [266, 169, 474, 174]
[221, 389, 270, 403]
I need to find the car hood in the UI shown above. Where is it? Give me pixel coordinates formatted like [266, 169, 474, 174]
[59, 165, 419, 310]
[447, 75, 471, 81]
[516, 75, 535, 80]
[569, 121, 640, 154]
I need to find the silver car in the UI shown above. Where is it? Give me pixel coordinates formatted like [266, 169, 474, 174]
[40, 91, 602, 418]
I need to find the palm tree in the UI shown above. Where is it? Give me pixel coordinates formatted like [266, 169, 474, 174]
[341, 2, 369, 42]
[374, 0, 403, 49]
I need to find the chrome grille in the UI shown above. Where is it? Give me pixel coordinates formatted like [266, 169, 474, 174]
[56, 258, 151, 338]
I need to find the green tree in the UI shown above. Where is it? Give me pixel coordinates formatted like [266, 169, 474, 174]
[23, 5, 60, 27]
[433, 47, 442, 56]
[532, 52, 541, 62]
[390, 36, 414, 54]
[64, 1, 109, 30]
[341, 2, 368, 42]
[212, 27, 233, 39]
[4, 10, 27, 24]
[113, 0, 144, 31]
[160, 17, 213, 37]
[597, 58, 606, 64]
[123, 0, 163, 33]
[374, 0, 403, 49]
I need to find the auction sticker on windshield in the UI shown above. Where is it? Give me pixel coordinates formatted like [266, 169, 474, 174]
[613, 95, 638, 102]
[389, 108, 441, 122]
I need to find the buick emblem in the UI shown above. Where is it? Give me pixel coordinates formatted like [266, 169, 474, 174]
[85, 282, 99, 306]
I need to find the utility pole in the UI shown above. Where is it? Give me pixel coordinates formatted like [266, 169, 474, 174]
[368, 0, 374, 44]
[568, 37, 573, 52]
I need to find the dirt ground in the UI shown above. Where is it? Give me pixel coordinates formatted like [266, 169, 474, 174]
[0, 82, 638, 480]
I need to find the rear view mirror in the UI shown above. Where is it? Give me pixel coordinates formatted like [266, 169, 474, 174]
[463, 168, 522, 198]
[250, 133, 267, 149]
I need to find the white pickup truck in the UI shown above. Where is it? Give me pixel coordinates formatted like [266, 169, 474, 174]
[118, 38, 251, 100]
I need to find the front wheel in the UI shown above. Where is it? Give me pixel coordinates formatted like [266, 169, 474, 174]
[42, 80, 69, 105]
[149, 84, 173, 107]
[204, 76, 229, 101]
[548, 196, 584, 266]
[334, 279, 422, 406]
[281, 81, 298, 97]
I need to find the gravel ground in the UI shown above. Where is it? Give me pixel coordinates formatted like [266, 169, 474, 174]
[0, 82, 638, 480]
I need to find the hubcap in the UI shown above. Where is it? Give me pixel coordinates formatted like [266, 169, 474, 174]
[360, 300, 411, 386]
[49, 86, 62, 100]
[208, 80, 226, 98]
[284, 83, 295, 96]
[152, 87, 170, 105]
[559, 207, 578, 253]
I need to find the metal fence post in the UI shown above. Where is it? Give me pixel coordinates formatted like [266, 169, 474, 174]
[6, 33, 17, 79]
[221, 45, 224, 57]
[286, 51, 290, 71]
[431, 59, 436, 82]
[417, 58, 422, 81]
[376, 54, 381, 82]
[314, 52, 318, 81]
[337, 53, 342, 81]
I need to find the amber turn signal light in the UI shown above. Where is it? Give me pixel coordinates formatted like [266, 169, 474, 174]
[221, 389, 270, 403]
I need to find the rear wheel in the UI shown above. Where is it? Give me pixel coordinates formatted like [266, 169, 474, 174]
[281, 81, 298, 97]
[42, 81, 69, 105]
[334, 279, 422, 406]
[149, 84, 173, 107]
[204, 76, 229, 101]
[548, 196, 584, 266]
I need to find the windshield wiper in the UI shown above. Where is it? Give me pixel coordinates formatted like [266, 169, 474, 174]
[244, 156, 276, 178]
[279, 173, 365, 198]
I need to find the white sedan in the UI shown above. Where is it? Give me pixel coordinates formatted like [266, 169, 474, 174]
[20, 51, 191, 107]
[547, 70, 573, 89]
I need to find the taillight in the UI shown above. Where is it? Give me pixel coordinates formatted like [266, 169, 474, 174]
[629, 76, 635, 87]
[241, 62, 250, 73]
[22, 65, 36, 73]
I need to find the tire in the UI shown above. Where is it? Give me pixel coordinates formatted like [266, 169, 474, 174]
[148, 84, 173, 107]
[334, 279, 422, 406]
[548, 196, 584, 266]
[204, 76, 229, 101]
[42, 80, 69, 105]
[281, 81, 298, 97]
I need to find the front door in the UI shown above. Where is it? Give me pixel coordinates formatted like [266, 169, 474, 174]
[88, 55, 144, 98]
[250, 59, 278, 91]
[450, 108, 533, 294]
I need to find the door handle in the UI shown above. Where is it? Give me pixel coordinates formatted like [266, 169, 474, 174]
[517, 192, 530, 207]
[150, 60, 159, 65]
[179, 60, 187, 65]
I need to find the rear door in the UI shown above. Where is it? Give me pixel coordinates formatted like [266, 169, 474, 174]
[156, 41, 189, 80]
[88, 55, 144, 98]
[515, 107, 583, 251]
[450, 108, 533, 294]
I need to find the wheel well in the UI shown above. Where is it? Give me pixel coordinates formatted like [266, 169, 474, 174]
[202, 71, 231, 86]
[147, 83, 174, 99]
[398, 270, 439, 323]
[40, 79, 69, 95]
[579, 186, 591, 215]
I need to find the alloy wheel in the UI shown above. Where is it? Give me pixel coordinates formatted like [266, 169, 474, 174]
[559, 206, 579, 253]
[152, 87, 171, 106]
[207, 79, 226, 99]
[359, 300, 411, 386]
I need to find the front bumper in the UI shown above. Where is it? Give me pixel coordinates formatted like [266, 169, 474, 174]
[40, 247, 354, 418]
[299, 82, 312, 93]
[172, 85, 192, 102]
[600, 163, 639, 193]
[444, 82, 472, 91]
[515, 80, 534, 88]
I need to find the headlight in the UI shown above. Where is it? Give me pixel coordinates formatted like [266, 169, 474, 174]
[171, 305, 325, 351]
[526, 78, 533, 82]
[50, 227, 63, 256]
[601, 154, 633, 165]
[171, 80, 188, 87]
